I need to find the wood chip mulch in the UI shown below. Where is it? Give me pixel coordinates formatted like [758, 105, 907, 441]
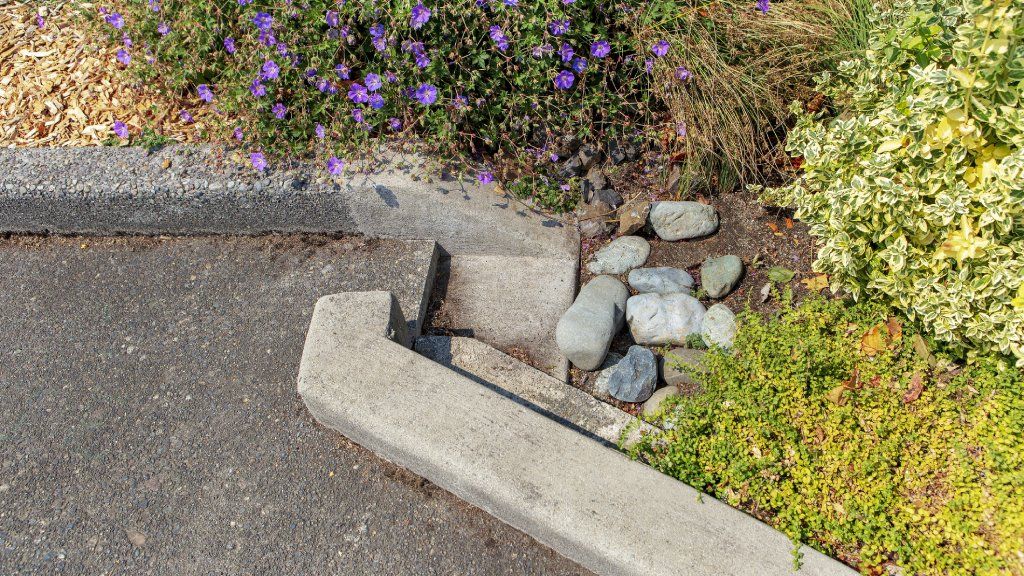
[1, 2, 214, 147]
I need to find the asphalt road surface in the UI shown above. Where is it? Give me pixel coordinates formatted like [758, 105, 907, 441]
[0, 235, 592, 576]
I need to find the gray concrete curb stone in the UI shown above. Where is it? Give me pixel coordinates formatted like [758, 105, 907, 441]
[298, 291, 857, 576]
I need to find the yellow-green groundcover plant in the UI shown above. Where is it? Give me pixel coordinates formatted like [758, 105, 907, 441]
[629, 296, 1024, 575]
[760, 0, 1024, 363]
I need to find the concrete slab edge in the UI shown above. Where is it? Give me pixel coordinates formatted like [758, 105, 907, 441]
[0, 146, 578, 260]
[298, 291, 857, 576]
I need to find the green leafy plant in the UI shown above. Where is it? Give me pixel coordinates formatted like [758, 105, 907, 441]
[760, 0, 1024, 363]
[629, 294, 1024, 575]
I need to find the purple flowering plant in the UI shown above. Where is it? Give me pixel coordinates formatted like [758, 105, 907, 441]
[94, 0, 657, 178]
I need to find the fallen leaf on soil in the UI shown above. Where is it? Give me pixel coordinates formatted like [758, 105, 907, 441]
[912, 334, 937, 367]
[767, 266, 795, 283]
[766, 222, 780, 234]
[801, 274, 829, 292]
[903, 372, 925, 404]
[861, 323, 888, 356]
[886, 316, 903, 343]
[759, 282, 772, 303]
[785, 217, 794, 229]
[826, 385, 846, 405]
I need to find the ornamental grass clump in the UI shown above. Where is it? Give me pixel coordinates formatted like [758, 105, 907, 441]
[629, 295, 1024, 575]
[760, 0, 1024, 363]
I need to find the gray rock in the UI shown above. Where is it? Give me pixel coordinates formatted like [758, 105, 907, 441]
[583, 166, 608, 194]
[606, 346, 657, 403]
[555, 276, 628, 370]
[701, 304, 737, 349]
[700, 255, 743, 298]
[659, 348, 706, 389]
[641, 386, 681, 418]
[626, 293, 706, 345]
[553, 134, 581, 158]
[591, 188, 623, 209]
[578, 144, 601, 172]
[578, 201, 614, 239]
[586, 236, 650, 275]
[592, 352, 624, 396]
[649, 201, 719, 241]
[628, 267, 695, 295]
[559, 155, 584, 180]
[608, 139, 638, 165]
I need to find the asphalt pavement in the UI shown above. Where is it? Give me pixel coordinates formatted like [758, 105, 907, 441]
[0, 234, 591, 576]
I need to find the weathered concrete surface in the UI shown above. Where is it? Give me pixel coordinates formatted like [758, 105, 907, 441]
[414, 336, 644, 445]
[300, 291, 858, 576]
[0, 235, 591, 576]
[432, 254, 577, 380]
[0, 146, 577, 259]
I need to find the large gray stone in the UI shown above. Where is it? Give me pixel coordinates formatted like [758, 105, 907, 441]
[606, 346, 658, 403]
[555, 275, 628, 370]
[586, 236, 650, 275]
[701, 255, 743, 299]
[648, 201, 719, 241]
[701, 304, 737, 349]
[626, 293, 706, 346]
[628, 267, 695, 295]
[592, 352, 624, 396]
[660, 348, 706, 389]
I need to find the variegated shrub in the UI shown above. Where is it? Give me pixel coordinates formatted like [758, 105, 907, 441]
[761, 0, 1024, 363]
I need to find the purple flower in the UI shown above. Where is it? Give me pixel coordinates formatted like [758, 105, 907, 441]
[251, 152, 267, 172]
[153, 21, 168, 35]
[122, 33, 133, 48]
[385, 71, 398, 83]
[112, 121, 128, 139]
[335, 64, 350, 79]
[414, 83, 437, 105]
[368, 93, 385, 109]
[676, 122, 687, 138]
[36, 14, 45, 28]
[365, 73, 382, 92]
[249, 79, 266, 98]
[553, 70, 574, 90]
[571, 57, 588, 73]
[348, 83, 369, 103]
[478, 171, 494, 184]
[315, 77, 330, 92]
[315, 123, 326, 139]
[116, 49, 130, 65]
[651, 40, 670, 57]
[272, 103, 287, 119]
[372, 36, 387, 52]
[238, 0, 252, 4]
[415, 52, 431, 68]
[261, 60, 280, 80]
[645, 59, 654, 73]
[453, 94, 468, 109]
[224, 37, 236, 54]
[369, 23, 385, 38]
[674, 66, 692, 81]
[549, 19, 570, 36]
[326, 10, 340, 27]
[179, 109, 194, 123]
[559, 43, 574, 62]
[148, 0, 160, 11]
[489, 26, 509, 52]
[531, 43, 554, 58]
[410, 3, 431, 29]
[197, 84, 213, 103]
[327, 156, 345, 176]
[590, 40, 610, 58]
[388, 117, 402, 131]
[233, 127, 244, 141]
[259, 31, 276, 47]
[305, 67, 318, 78]
[352, 108, 364, 123]
[756, 0, 770, 13]
[253, 12, 273, 32]
[105, 12, 124, 29]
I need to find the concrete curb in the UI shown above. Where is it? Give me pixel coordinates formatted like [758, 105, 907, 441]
[298, 291, 858, 576]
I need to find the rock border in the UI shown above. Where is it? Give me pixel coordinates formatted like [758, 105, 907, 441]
[299, 290, 856, 576]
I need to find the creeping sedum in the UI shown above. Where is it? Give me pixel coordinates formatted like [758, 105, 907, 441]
[761, 0, 1024, 363]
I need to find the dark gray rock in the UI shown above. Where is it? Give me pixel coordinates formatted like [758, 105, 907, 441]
[559, 155, 584, 180]
[649, 201, 719, 241]
[606, 346, 658, 403]
[591, 188, 623, 209]
[608, 139, 638, 165]
[553, 134, 581, 159]
[583, 166, 608, 193]
[628, 267, 695, 295]
[700, 255, 744, 299]
[555, 276, 629, 370]
[578, 144, 601, 172]
[659, 348, 706, 389]
[586, 236, 650, 275]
